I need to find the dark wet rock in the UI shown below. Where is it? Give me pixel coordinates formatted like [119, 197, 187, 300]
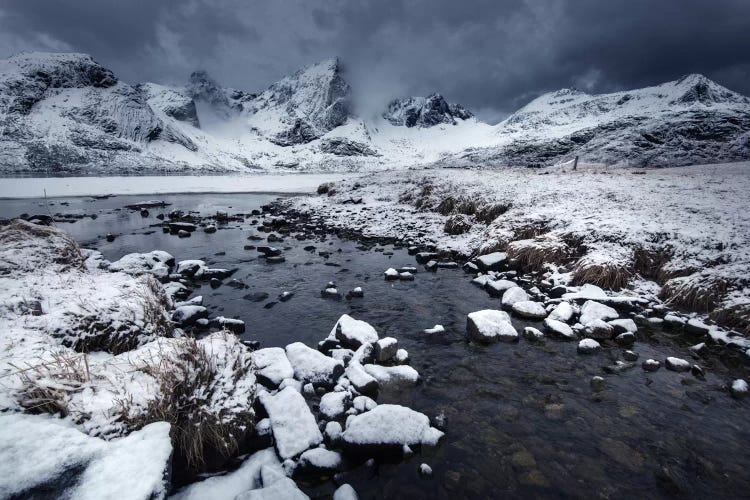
[685, 318, 711, 336]
[140, 209, 149, 217]
[177, 230, 191, 238]
[203, 225, 217, 234]
[463, 262, 479, 273]
[348, 287, 364, 298]
[623, 350, 639, 362]
[602, 361, 637, 374]
[279, 291, 294, 302]
[591, 376, 606, 391]
[321, 286, 342, 299]
[415, 252, 439, 264]
[227, 279, 248, 289]
[243, 292, 269, 302]
[257, 246, 282, 257]
[210, 316, 246, 334]
[168, 222, 197, 233]
[266, 255, 286, 264]
[523, 327, 544, 342]
[549, 285, 568, 299]
[642, 359, 661, 372]
[267, 233, 283, 242]
[209, 277, 221, 288]
[384, 268, 400, 280]
[614, 332, 636, 346]
[264, 301, 278, 309]
[583, 319, 615, 340]
[399, 271, 415, 281]
[424, 260, 438, 272]
[578, 338, 600, 354]
[106, 233, 116, 242]
[691, 364, 706, 380]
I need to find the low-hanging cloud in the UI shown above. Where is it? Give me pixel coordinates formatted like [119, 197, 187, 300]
[1, 0, 749, 123]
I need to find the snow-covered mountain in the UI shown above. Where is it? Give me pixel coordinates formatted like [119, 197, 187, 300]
[383, 93, 472, 127]
[450, 74, 750, 167]
[0, 51, 748, 174]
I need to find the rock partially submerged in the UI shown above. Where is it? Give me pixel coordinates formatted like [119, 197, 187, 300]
[341, 405, 444, 455]
[467, 309, 518, 343]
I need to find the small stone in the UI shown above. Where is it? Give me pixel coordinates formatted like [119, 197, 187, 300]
[106, 233, 116, 242]
[523, 327, 545, 342]
[384, 268, 400, 280]
[578, 338, 600, 354]
[623, 350, 639, 362]
[642, 359, 661, 372]
[419, 463, 433, 478]
[730, 379, 748, 398]
[615, 332, 636, 346]
[691, 364, 705, 380]
[665, 357, 690, 372]
[177, 229, 191, 238]
[590, 376, 605, 391]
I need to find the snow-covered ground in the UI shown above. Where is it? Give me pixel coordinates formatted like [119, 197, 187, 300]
[280, 161, 750, 335]
[0, 173, 354, 199]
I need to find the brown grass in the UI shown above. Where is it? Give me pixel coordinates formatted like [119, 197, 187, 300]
[660, 274, 728, 312]
[506, 237, 570, 271]
[14, 352, 90, 415]
[572, 262, 632, 290]
[0, 219, 84, 272]
[633, 245, 674, 282]
[475, 202, 512, 224]
[709, 303, 750, 336]
[120, 335, 255, 474]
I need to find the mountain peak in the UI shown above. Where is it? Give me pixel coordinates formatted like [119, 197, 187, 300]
[384, 93, 473, 127]
[1, 51, 117, 89]
[672, 72, 745, 105]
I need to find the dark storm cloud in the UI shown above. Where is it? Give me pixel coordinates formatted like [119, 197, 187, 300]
[1, 0, 749, 122]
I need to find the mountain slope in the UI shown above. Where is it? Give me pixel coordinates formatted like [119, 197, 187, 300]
[0, 51, 748, 174]
[450, 74, 750, 167]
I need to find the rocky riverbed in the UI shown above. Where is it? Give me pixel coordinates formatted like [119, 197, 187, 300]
[1, 192, 749, 499]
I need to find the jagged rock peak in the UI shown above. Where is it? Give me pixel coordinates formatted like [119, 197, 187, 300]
[672, 73, 749, 105]
[187, 70, 230, 108]
[383, 93, 473, 128]
[1, 51, 117, 89]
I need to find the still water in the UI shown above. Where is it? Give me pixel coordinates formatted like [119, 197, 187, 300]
[1, 193, 748, 499]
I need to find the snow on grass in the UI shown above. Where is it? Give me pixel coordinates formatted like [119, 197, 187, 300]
[280, 161, 750, 334]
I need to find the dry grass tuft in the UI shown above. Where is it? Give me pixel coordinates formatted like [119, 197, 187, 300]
[513, 222, 550, 241]
[572, 262, 632, 290]
[14, 352, 90, 415]
[506, 237, 570, 271]
[633, 245, 674, 282]
[0, 219, 84, 273]
[660, 274, 728, 312]
[475, 202, 512, 224]
[120, 335, 255, 475]
[710, 303, 750, 336]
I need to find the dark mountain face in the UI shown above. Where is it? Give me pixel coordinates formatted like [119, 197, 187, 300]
[384, 93, 473, 128]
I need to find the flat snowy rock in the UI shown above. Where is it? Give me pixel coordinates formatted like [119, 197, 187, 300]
[363, 364, 420, 388]
[297, 448, 343, 472]
[108, 250, 174, 278]
[486, 279, 517, 297]
[548, 302, 574, 322]
[320, 391, 350, 419]
[331, 314, 379, 348]
[345, 361, 379, 395]
[342, 404, 444, 451]
[252, 347, 295, 387]
[286, 342, 344, 385]
[260, 387, 323, 459]
[467, 309, 518, 343]
[511, 300, 547, 319]
[501, 286, 529, 307]
[579, 300, 619, 325]
[544, 318, 576, 340]
[475, 252, 507, 271]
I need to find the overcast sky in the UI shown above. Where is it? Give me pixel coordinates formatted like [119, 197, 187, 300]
[1, 0, 749, 122]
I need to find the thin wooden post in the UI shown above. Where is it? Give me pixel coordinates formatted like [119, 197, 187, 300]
[573, 156, 579, 171]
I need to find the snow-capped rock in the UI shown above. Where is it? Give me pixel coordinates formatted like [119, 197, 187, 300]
[260, 387, 323, 459]
[383, 93, 473, 128]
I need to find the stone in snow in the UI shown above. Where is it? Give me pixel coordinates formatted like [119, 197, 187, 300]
[286, 342, 344, 386]
[665, 356, 691, 372]
[475, 252, 507, 271]
[176, 259, 205, 276]
[349, 287, 364, 298]
[501, 286, 529, 307]
[330, 348, 354, 364]
[423, 324, 445, 334]
[486, 279, 516, 297]
[614, 332, 636, 346]
[260, 387, 323, 459]
[578, 338, 600, 354]
[583, 319, 615, 340]
[623, 350, 639, 361]
[579, 300, 619, 325]
[548, 302, 574, 322]
[374, 337, 398, 362]
[523, 327, 545, 341]
[642, 359, 661, 372]
[332, 314, 379, 349]
[384, 268, 400, 280]
[333, 484, 359, 500]
[364, 364, 420, 388]
[511, 300, 547, 319]
[252, 347, 294, 388]
[685, 318, 711, 335]
[172, 305, 208, 326]
[325, 421, 343, 442]
[472, 275, 494, 287]
[108, 250, 174, 278]
[543, 318, 576, 340]
[731, 379, 748, 398]
[341, 404, 444, 451]
[280, 378, 303, 393]
[399, 271, 415, 281]
[395, 348, 409, 364]
[467, 309, 518, 343]
[345, 361, 378, 396]
[419, 463, 434, 477]
[664, 314, 686, 329]
[319, 391, 350, 420]
[353, 395, 377, 413]
[562, 284, 608, 300]
[610, 318, 638, 334]
[297, 448, 342, 473]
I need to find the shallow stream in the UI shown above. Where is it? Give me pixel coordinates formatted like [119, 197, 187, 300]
[1, 193, 748, 499]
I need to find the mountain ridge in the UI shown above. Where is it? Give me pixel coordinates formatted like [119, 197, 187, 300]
[0, 51, 748, 174]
